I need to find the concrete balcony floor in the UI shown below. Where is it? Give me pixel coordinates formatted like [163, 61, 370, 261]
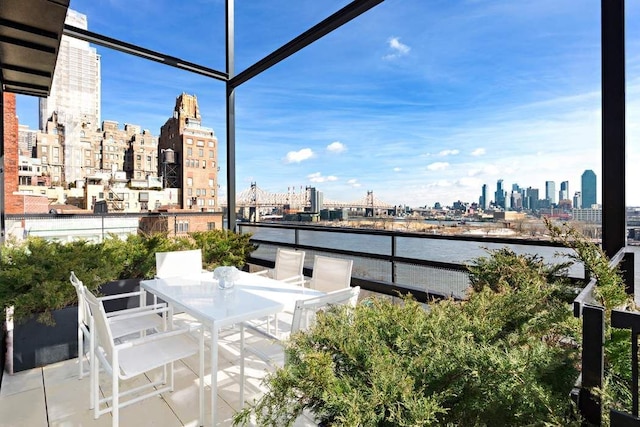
[0, 328, 316, 426]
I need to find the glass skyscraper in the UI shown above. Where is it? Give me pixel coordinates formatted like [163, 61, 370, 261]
[581, 169, 597, 208]
[545, 181, 556, 205]
[39, 9, 101, 184]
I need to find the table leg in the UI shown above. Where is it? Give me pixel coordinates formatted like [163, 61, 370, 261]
[199, 326, 205, 426]
[211, 325, 219, 426]
[240, 323, 245, 406]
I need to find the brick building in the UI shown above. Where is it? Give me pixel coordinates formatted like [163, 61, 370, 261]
[158, 93, 219, 211]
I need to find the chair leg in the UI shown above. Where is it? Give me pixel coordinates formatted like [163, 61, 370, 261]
[170, 361, 175, 392]
[92, 355, 100, 419]
[78, 328, 84, 379]
[89, 332, 95, 410]
[112, 366, 119, 427]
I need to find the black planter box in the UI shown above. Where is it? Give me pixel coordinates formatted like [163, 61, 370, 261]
[9, 305, 78, 373]
[4, 278, 143, 375]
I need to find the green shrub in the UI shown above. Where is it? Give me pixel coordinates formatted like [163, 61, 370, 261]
[0, 230, 256, 325]
[236, 246, 583, 426]
[0, 237, 117, 324]
[237, 220, 633, 426]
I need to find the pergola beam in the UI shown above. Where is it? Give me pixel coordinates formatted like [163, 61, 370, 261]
[63, 24, 229, 82]
[229, 0, 384, 88]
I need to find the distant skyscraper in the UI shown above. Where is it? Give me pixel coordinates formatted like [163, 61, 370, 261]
[559, 181, 569, 201]
[545, 181, 556, 205]
[573, 191, 582, 210]
[581, 169, 597, 208]
[480, 184, 487, 210]
[495, 179, 506, 209]
[39, 9, 101, 184]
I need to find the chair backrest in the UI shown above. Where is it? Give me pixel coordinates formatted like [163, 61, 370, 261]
[291, 286, 360, 333]
[273, 248, 305, 281]
[309, 255, 353, 292]
[83, 288, 116, 362]
[155, 249, 203, 278]
[70, 271, 89, 327]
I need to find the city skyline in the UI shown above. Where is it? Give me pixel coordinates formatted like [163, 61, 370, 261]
[14, 1, 640, 206]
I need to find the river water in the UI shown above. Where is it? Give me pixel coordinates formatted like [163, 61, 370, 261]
[242, 224, 640, 298]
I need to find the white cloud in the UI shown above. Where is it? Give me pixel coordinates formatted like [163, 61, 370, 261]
[439, 149, 460, 156]
[308, 172, 338, 183]
[471, 148, 486, 156]
[327, 141, 346, 153]
[383, 36, 411, 60]
[284, 148, 314, 163]
[393, 167, 402, 172]
[347, 178, 361, 188]
[427, 162, 450, 171]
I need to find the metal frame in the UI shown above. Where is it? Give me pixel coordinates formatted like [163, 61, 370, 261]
[0, 0, 626, 245]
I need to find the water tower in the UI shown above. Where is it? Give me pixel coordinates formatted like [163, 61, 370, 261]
[161, 148, 178, 188]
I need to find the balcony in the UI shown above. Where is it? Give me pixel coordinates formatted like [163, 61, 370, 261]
[0, 327, 316, 426]
[1, 0, 636, 425]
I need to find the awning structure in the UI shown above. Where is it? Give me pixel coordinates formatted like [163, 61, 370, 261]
[0, 0, 69, 97]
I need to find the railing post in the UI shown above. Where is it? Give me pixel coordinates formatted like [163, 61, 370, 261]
[622, 251, 635, 295]
[391, 234, 397, 284]
[580, 304, 605, 425]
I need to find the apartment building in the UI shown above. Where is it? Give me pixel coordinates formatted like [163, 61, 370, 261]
[158, 93, 219, 210]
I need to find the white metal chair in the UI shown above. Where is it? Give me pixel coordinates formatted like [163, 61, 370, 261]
[155, 248, 204, 278]
[240, 286, 361, 403]
[291, 285, 360, 333]
[84, 288, 203, 427]
[70, 271, 168, 409]
[307, 255, 354, 292]
[253, 247, 305, 283]
[252, 248, 306, 335]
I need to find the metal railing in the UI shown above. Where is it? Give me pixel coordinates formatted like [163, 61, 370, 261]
[238, 221, 584, 303]
[572, 247, 637, 425]
[4, 212, 221, 243]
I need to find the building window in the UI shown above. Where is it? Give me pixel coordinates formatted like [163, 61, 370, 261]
[210, 189, 215, 197]
[198, 148, 204, 157]
[187, 138, 193, 144]
[188, 188, 192, 196]
[197, 140, 204, 147]
[209, 150, 214, 158]
[42, 146, 47, 153]
[209, 179, 214, 187]
[136, 155, 141, 160]
[208, 199, 215, 206]
[177, 221, 189, 233]
[187, 147, 193, 156]
[207, 222, 216, 230]
[208, 141, 214, 147]
[187, 177, 193, 186]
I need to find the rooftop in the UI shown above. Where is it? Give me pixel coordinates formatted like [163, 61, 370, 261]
[0, 327, 316, 426]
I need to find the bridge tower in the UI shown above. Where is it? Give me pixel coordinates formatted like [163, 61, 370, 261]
[249, 182, 258, 222]
[365, 190, 374, 217]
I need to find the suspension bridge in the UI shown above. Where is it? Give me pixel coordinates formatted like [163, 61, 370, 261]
[229, 183, 393, 212]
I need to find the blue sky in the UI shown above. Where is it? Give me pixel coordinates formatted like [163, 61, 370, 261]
[16, 0, 640, 207]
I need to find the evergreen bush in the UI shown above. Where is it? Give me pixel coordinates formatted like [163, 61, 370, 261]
[0, 229, 256, 325]
[236, 220, 631, 426]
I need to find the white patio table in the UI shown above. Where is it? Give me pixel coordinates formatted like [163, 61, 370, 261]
[140, 270, 323, 426]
